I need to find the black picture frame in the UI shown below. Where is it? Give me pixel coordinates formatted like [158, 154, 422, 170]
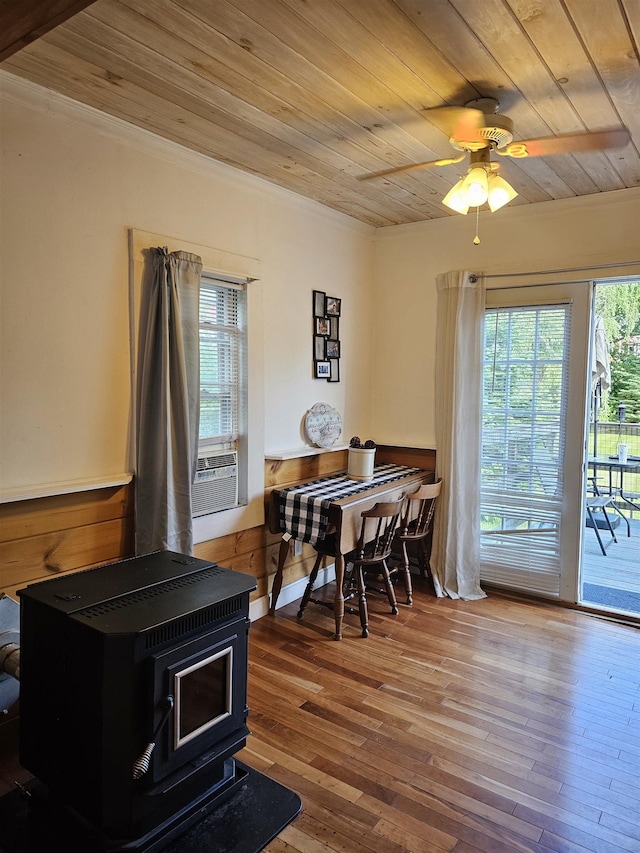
[325, 296, 341, 316]
[315, 360, 330, 379]
[313, 290, 326, 318]
[314, 335, 326, 361]
[312, 289, 340, 382]
[315, 316, 330, 336]
[328, 316, 339, 341]
[325, 339, 340, 359]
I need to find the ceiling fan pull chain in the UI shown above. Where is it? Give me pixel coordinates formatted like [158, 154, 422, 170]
[473, 207, 480, 245]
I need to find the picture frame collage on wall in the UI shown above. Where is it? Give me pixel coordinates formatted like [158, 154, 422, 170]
[313, 290, 341, 382]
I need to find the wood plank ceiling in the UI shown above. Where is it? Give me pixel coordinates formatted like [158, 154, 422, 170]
[2, 0, 640, 227]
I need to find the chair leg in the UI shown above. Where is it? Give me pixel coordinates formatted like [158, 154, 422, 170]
[355, 565, 369, 638]
[600, 505, 618, 544]
[586, 506, 606, 555]
[609, 501, 631, 537]
[297, 552, 323, 618]
[417, 540, 432, 582]
[586, 506, 617, 556]
[400, 542, 413, 605]
[379, 559, 398, 615]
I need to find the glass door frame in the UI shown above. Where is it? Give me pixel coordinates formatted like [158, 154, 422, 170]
[484, 281, 593, 604]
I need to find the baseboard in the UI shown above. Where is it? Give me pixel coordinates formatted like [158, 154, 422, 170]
[249, 564, 336, 622]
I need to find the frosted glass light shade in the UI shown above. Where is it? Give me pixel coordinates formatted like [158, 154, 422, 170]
[461, 167, 489, 207]
[487, 174, 518, 211]
[442, 178, 469, 214]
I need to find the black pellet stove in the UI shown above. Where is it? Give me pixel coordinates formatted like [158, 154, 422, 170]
[15, 551, 264, 852]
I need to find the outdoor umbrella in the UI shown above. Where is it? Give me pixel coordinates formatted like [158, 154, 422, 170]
[591, 314, 611, 456]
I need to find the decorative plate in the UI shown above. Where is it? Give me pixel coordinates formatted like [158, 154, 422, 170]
[305, 402, 343, 448]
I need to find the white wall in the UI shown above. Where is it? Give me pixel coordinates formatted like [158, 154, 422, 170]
[0, 74, 374, 505]
[372, 187, 640, 449]
[2, 71, 638, 509]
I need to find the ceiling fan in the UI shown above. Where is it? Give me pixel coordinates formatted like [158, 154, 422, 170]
[362, 97, 630, 216]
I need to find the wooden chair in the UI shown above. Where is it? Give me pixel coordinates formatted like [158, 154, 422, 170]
[390, 479, 442, 603]
[352, 498, 405, 621]
[297, 497, 404, 637]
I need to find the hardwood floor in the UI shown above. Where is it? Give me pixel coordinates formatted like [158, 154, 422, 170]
[239, 579, 640, 853]
[0, 580, 638, 852]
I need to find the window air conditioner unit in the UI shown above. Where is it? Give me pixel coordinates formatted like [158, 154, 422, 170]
[192, 449, 238, 516]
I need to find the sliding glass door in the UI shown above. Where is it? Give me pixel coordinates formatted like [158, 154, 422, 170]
[480, 284, 591, 601]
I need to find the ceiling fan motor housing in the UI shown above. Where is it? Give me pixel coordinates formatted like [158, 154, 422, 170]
[451, 97, 514, 151]
[451, 113, 514, 152]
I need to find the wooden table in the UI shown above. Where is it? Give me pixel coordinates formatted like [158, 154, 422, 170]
[267, 465, 433, 639]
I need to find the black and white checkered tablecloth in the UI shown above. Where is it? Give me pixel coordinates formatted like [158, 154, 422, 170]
[279, 464, 421, 545]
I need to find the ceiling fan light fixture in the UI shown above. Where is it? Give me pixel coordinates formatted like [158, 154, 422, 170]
[442, 177, 470, 214]
[487, 173, 518, 212]
[442, 162, 518, 216]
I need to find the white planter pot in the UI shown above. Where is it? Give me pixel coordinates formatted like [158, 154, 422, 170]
[348, 447, 376, 481]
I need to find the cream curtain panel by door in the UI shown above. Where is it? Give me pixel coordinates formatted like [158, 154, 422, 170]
[430, 270, 486, 600]
[135, 248, 203, 555]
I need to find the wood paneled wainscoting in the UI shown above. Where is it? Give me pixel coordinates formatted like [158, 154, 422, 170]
[0, 484, 136, 602]
[0, 447, 434, 751]
[0, 445, 435, 622]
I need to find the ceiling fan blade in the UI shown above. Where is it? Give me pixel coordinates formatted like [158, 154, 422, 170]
[499, 128, 629, 158]
[359, 154, 466, 180]
[420, 106, 485, 142]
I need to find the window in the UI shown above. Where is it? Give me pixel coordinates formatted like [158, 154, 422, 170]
[480, 303, 571, 595]
[198, 274, 247, 447]
[192, 274, 248, 516]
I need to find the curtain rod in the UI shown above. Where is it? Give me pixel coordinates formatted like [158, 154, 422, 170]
[476, 260, 640, 280]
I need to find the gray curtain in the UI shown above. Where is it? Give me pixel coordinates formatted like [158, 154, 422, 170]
[135, 247, 203, 555]
[430, 270, 486, 600]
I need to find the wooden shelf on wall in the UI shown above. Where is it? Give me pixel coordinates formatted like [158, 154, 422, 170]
[265, 445, 348, 461]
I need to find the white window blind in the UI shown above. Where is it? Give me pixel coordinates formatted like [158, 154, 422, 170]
[480, 303, 571, 595]
[198, 276, 246, 446]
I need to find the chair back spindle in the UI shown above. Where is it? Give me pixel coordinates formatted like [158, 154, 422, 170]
[354, 498, 404, 566]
